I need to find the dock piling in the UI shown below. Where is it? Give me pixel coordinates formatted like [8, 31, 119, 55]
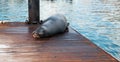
[28, 0, 39, 24]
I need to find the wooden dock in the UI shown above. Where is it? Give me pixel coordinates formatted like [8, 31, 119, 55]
[0, 22, 119, 62]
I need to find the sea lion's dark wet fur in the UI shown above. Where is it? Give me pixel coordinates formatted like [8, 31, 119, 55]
[32, 14, 69, 38]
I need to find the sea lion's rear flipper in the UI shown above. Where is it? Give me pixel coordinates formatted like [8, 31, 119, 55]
[65, 23, 69, 32]
[65, 27, 69, 32]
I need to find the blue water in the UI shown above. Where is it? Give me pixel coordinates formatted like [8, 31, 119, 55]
[0, 0, 120, 61]
[0, 0, 28, 22]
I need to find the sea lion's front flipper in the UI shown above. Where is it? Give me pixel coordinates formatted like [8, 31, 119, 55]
[39, 20, 43, 24]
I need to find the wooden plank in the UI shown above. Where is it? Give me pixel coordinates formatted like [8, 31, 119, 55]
[0, 22, 119, 62]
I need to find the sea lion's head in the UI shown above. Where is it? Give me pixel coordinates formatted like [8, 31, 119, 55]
[32, 27, 45, 39]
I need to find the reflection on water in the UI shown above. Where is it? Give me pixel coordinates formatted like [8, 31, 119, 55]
[0, 0, 120, 61]
[0, 0, 28, 22]
[40, 0, 120, 61]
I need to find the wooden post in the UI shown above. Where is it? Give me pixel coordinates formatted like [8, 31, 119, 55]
[28, 0, 39, 24]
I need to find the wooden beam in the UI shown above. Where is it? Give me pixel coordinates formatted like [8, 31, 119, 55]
[28, 0, 39, 24]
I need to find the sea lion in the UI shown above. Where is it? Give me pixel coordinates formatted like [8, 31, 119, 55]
[32, 14, 69, 38]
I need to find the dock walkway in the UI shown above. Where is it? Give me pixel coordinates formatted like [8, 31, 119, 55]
[0, 22, 119, 62]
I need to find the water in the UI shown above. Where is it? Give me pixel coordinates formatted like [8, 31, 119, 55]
[0, 0, 120, 61]
[0, 0, 28, 22]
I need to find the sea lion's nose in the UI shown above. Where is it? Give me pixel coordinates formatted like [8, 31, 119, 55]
[32, 33, 40, 39]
